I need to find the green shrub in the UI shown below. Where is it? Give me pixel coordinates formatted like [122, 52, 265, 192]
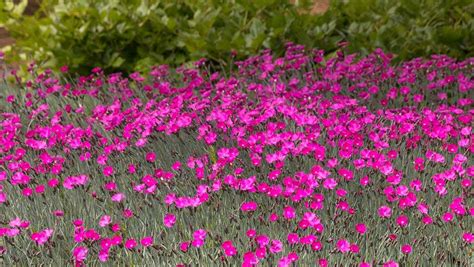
[1, 0, 473, 74]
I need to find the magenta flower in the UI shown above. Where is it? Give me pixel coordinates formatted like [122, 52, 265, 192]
[378, 206, 392, 218]
[111, 193, 125, 202]
[287, 233, 299, 244]
[396, 215, 409, 227]
[246, 229, 257, 238]
[282, 206, 296, 220]
[146, 152, 156, 162]
[336, 239, 350, 253]
[350, 243, 360, 254]
[355, 223, 367, 234]
[383, 260, 399, 267]
[243, 251, 259, 265]
[141, 236, 153, 247]
[318, 258, 329, 267]
[0, 192, 6, 204]
[103, 166, 114, 177]
[401, 244, 412, 254]
[193, 229, 207, 240]
[180, 241, 190, 252]
[256, 234, 270, 247]
[222, 240, 237, 257]
[122, 209, 133, 218]
[99, 215, 111, 227]
[311, 240, 323, 251]
[73, 246, 88, 262]
[269, 239, 283, 254]
[31, 228, 53, 245]
[125, 238, 137, 249]
[163, 213, 176, 228]
[128, 164, 136, 174]
[462, 232, 474, 243]
[98, 249, 109, 262]
[241, 201, 258, 212]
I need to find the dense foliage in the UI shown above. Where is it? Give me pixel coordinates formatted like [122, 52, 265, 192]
[0, 45, 473, 266]
[1, 0, 473, 74]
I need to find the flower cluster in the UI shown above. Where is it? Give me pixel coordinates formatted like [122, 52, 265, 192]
[0, 44, 473, 266]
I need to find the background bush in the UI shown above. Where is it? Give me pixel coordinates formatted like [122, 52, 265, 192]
[0, 0, 473, 74]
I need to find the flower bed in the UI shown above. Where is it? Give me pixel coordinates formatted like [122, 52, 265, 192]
[0, 45, 473, 266]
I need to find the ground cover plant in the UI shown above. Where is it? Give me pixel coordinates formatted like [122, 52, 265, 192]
[0, 44, 473, 266]
[1, 0, 473, 74]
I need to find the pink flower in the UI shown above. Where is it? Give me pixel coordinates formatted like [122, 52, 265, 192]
[193, 229, 207, 240]
[355, 223, 367, 234]
[318, 258, 328, 267]
[311, 241, 323, 251]
[180, 241, 190, 252]
[146, 152, 156, 162]
[111, 223, 120, 232]
[221, 240, 237, 257]
[246, 229, 257, 238]
[172, 161, 182, 171]
[288, 252, 298, 262]
[111, 193, 125, 202]
[323, 178, 337, 190]
[287, 233, 299, 244]
[111, 235, 122, 246]
[163, 213, 176, 228]
[461, 179, 472, 188]
[462, 232, 474, 243]
[128, 164, 136, 174]
[60, 65, 69, 73]
[401, 244, 412, 254]
[73, 246, 88, 262]
[9, 217, 22, 228]
[269, 213, 279, 222]
[336, 239, 350, 253]
[125, 238, 137, 249]
[141, 236, 153, 247]
[422, 216, 433, 225]
[255, 247, 267, 259]
[103, 166, 114, 177]
[191, 238, 204, 248]
[122, 209, 133, 218]
[270, 239, 283, 254]
[442, 212, 454, 222]
[47, 178, 59, 188]
[53, 210, 64, 217]
[98, 249, 109, 262]
[450, 197, 466, 215]
[383, 260, 399, 267]
[256, 234, 270, 247]
[283, 206, 296, 220]
[99, 215, 111, 227]
[6, 228, 20, 237]
[378, 206, 392, 218]
[22, 188, 33, 197]
[350, 243, 360, 254]
[388, 234, 397, 241]
[417, 202, 429, 214]
[396, 215, 409, 227]
[241, 201, 258, 212]
[243, 251, 258, 265]
[31, 228, 53, 245]
[360, 176, 371, 186]
[104, 182, 117, 191]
